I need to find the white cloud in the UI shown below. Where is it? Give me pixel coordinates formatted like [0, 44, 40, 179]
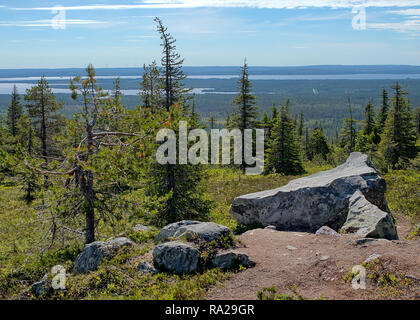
[388, 8, 420, 15]
[0, 19, 111, 27]
[368, 19, 420, 33]
[10, 1, 420, 11]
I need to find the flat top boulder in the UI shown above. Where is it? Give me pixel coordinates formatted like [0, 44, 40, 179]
[240, 152, 377, 199]
[230, 153, 395, 237]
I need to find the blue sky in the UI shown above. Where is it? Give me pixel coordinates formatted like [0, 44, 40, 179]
[1, 0, 420, 68]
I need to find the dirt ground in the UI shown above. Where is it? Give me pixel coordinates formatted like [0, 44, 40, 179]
[207, 217, 420, 300]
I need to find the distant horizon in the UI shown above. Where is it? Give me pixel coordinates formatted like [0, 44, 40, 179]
[1, 64, 420, 71]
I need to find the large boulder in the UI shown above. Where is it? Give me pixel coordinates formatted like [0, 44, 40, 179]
[340, 191, 398, 240]
[73, 237, 133, 274]
[153, 241, 200, 274]
[154, 220, 230, 244]
[230, 153, 397, 239]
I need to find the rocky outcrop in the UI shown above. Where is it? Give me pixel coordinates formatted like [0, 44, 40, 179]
[340, 191, 398, 240]
[212, 251, 255, 270]
[73, 237, 133, 274]
[230, 153, 397, 240]
[154, 220, 230, 244]
[153, 241, 200, 274]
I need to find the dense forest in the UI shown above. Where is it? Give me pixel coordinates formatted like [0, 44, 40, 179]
[0, 18, 419, 300]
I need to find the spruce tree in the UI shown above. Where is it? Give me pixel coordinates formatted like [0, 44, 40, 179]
[24, 77, 64, 185]
[340, 97, 358, 153]
[146, 18, 212, 226]
[230, 59, 259, 172]
[265, 102, 304, 175]
[307, 127, 330, 161]
[6, 85, 23, 137]
[363, 100, 375, 136]
[380, 82, 418, 168]
[377, 88, 390, 132]
[141, 61, 163, 111]
[154, 17, 190, 112]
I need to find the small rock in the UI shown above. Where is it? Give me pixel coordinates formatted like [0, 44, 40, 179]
[364, 253, 381, 264]
[320, 255, 330, 261]
[212, 251, 255, 270]
[154, 220, 230, 244]
[73, 237, 133, 274]
[286, 245, 297, 251]
[137, 261, 157, 274]
[265, 225, 277, 230]
[153, 241, 200, 274]
[30, 274, 50, 297]
[133, 224, 152, 232]
[315, 226, 341, 237]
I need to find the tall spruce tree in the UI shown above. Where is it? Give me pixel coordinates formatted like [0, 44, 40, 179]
[6, 85, 23, 137]
[265, 102, 304, 175]
[380, 82, 418, 168]
[230, 59, 259, 172]
[340, 97, 357, 153]
[154, 17, 189, 112]
[146, 18, 212, 226]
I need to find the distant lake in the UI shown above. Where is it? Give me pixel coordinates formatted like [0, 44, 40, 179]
[1, 72, 420, 95]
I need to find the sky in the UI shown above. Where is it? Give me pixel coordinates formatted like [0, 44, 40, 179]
[1, 0, 420, 68]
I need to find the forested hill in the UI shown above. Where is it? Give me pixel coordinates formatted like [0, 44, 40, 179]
[1, 65, 420, 138]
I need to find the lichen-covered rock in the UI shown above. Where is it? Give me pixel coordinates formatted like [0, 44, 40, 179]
[230, 153, 392, 235]
[132, 224, 152, 232]
[153, 241, 200, 274]
[212, 251, 255, 270]
[30, 274, 50, 297]
[73, 237, 133, 274]
[340, 191, 398, 240]
[154, 220, 230, 244]
[137, 261, 157, 274]
[316, 226, 341, 237]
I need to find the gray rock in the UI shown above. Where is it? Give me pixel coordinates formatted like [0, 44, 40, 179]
[212, 251, 255, 270]
[137, 261, 157, 274]
[154, 220, 230, 244]
[73, 237, 133, 274]
[286, 245, 297, 251]
[230, 153, 396, 240]
[265, 225, 278, 230]
[315, 226, 341, 236]
[153, 241, 200, 274]
[133, 224, 152, 232]
[364, 253, 381, 264]
[320, 255, 330, 261]
[30, 274, 50, 297]
[341, 191, 398, 240]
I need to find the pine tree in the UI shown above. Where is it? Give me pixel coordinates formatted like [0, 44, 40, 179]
[380, 82, 418, 169]
[230, 59, 259, 172]
[6, 85, 23, 136]
[265, 102, 304, 175]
